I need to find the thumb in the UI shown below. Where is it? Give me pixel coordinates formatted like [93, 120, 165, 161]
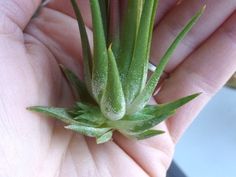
[0, 0, 41, 31]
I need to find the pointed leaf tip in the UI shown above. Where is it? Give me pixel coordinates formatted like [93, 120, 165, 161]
[100, 48, 126, 120]
[96, 131, 113, 144]
[27, 106, 83, 125]
[158, 93, 201, 113]
[133, 129, 165, 140]
[127, 7, 205, 114]
[65, 125, 111, 137]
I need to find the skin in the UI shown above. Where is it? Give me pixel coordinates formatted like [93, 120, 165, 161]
[0, 0, 236, 176]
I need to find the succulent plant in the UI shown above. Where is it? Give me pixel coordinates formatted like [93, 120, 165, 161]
[28, 0, 205, 144]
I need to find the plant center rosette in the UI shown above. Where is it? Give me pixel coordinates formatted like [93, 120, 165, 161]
[28, 0, 205, 144]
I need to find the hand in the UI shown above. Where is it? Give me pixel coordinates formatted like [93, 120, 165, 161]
[0, 1, 235, 177]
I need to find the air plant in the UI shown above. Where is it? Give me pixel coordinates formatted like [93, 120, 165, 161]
[28, 0, 205, 144]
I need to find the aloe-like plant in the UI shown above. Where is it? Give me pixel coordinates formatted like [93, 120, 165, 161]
[28, 0, 205, 144]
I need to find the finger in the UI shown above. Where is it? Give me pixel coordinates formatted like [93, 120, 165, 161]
[151, 0, 236, 72]
[84, 137, 149, 176]
[59, 135, 99, 177]
[113, 100, 175, 177]
[46, 0, 92, 28]
[0, 0, 41, 30]
[26, 7, 93, 76]
[114, 122, 175, 177]
[154, 0, 178, 25]
[155, 11, 236, 143]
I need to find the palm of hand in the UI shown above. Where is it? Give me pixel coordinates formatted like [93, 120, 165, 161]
[1, 1, 236, 177]
[1, 5, 173, 177]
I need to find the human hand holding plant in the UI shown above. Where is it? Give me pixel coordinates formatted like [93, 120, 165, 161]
[0, 0, 236, 177]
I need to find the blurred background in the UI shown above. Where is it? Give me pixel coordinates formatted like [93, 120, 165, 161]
[174, 74, 236, 177]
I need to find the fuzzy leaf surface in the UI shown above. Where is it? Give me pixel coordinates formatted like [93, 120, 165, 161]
[65, 125, 111, 137]
[100, 47, 126, 120]
[117, 0, 144, 82]
[111, 111, 174, 132]
[127, 6, 205, 114]
[90, 0, 108, 101]
[111, 93, 199, 132]
[73, 102, 106, 126]
[124, 0, 159, 106]
[145, 93, 200, 115]
[96, 130, 113, 144]
[27, 106, 87, 126]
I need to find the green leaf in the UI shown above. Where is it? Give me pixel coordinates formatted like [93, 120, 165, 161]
[96, 130, 113, 144]
[109, 93, 199, 132]
[124, 0, 159, 106]
[100, 47, 126, 120]
[121, 93, 199, 132]
[75, 102, 98, 111]
[151, 93, 200, 114]
[98, 0, 109, 42]
[110, 111, 174, 132]
[70, 0, 93, 94]
[27, 106, 86, 126]
[123, 112, 153, 121]
[65, 125, 111, 137]
[117, 0, 144, 82]
[127, 6, 205, 114]
[133, 93, 200, 118]
[108, 0, 120, 57]
[90, 0, 109, 102]
[132, 129, 165, 140]
[60, 65, 93, 102]
[73, 102, 106, 126]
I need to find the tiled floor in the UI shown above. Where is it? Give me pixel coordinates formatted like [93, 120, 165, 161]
[174, 87, 236, 177]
